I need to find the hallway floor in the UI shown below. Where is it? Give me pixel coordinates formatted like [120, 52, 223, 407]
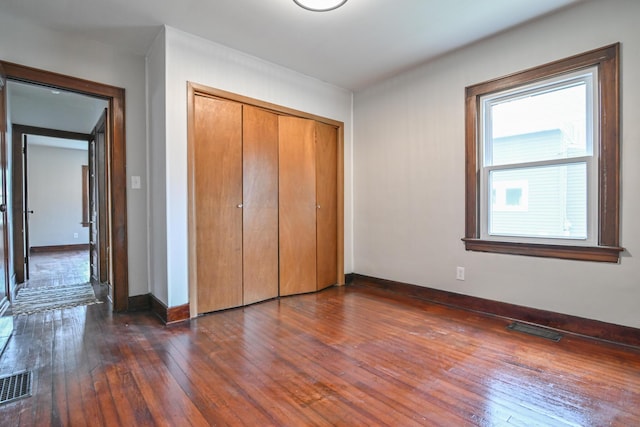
[26, 250, 90, 288]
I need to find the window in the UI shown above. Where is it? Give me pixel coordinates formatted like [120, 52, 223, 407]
[463, 44, 622, 262]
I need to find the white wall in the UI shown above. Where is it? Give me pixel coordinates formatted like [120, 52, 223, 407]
[149, 26, 354, 307]
[354, 0, 640, 329]
[146, 29, 168, 304]
[0, 11, 149, 296]
[27, 145, 89, 247]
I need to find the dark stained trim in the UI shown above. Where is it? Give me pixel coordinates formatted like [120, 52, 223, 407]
[464, 43, 622, 262]
[1, 60, 129, 311]
[461, 239, 623, 263]
[351, 274, 640, 349]
[128, 294, 151, 312]
[10, 126, 25, 285]
[167, 304, 191, 324]
[30, 244, 89, 253]
[12, 124, 90, 142]
[150, 294, 167, 323]
[150, 293, 190, 325]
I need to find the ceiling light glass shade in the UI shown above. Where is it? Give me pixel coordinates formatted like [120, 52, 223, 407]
[293, 0, 348, 12]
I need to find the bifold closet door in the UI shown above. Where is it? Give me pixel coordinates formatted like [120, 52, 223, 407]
[315, 121, 338, 290]
[242, 106, 279, 305]
[279, 116, 317, 296]
[194, 95, 243, 313]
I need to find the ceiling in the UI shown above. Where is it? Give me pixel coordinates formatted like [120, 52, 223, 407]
[8, 81, 107, 139]
[1, 0, 584, 91]
[25, 135, 88, 152]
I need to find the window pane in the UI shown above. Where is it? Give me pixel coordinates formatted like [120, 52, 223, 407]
[488, 83, 588, 166]
[489, 163, 587, 239]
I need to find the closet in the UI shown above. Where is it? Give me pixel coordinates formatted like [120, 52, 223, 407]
[190, 87, 342, 315]
[193, 96, 279, 313]
[278, 117, 338, 296]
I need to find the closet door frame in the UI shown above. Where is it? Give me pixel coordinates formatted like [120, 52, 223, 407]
[187, 82, 345, 318]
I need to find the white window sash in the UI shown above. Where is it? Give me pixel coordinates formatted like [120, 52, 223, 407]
[478, 68, 599, 246]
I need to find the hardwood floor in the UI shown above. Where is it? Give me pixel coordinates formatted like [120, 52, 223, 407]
[27, 249, 89, 288]
[1, 282, 639, 425]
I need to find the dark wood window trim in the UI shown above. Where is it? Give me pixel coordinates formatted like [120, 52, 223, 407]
[463, 43, 623, 263]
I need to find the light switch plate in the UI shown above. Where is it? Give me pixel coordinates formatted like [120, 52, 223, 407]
[131, 176, 141, 189]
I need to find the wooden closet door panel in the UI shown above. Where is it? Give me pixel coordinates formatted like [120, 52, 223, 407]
[243, 106, 279, 305]
[315, 122, 338, 290]
[279, 116, 317, 296]
[194, 95, 243, 313]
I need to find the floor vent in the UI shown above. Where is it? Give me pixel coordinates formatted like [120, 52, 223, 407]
[507, 322, 562, 342]
[0, 371, 33, 405]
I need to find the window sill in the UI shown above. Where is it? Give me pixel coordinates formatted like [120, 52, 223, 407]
[462, 238, 623, 263]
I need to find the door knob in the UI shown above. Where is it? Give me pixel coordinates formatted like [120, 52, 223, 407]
[0, 204, 5, 213]
[237, 204, 243, 208]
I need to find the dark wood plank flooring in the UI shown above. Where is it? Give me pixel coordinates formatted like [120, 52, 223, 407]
[1, 280, 639, 425]
[27, 249, 89, 288]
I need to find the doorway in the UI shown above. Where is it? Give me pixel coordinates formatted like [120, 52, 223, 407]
[1, 61, 129, 311]
[16, 126, 103, 292]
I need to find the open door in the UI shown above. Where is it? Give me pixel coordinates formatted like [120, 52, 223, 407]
[96, 110, 110, 285]
[22, 135, 31, 279]
[88, 134, 97, 282]
[89, 109, 111, 298]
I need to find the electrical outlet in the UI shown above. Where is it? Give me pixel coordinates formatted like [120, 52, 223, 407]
[456, 266, 465, 281]
[73, 232, 79, 239]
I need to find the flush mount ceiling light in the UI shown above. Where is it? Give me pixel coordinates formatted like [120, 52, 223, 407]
[293, 0, 348, 12]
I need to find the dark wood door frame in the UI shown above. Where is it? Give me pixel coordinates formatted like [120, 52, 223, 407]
[2, 61, 129, 312]
[21, 134, 30, 280]
[92, 109, 110, 285]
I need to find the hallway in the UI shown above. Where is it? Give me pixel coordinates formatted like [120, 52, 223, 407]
[26, 249, 90, 288]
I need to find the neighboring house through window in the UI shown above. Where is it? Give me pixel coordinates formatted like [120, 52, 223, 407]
[463, 44, 622, 262]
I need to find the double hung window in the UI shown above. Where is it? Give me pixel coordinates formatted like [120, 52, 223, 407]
[463, 44, 621, 262]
